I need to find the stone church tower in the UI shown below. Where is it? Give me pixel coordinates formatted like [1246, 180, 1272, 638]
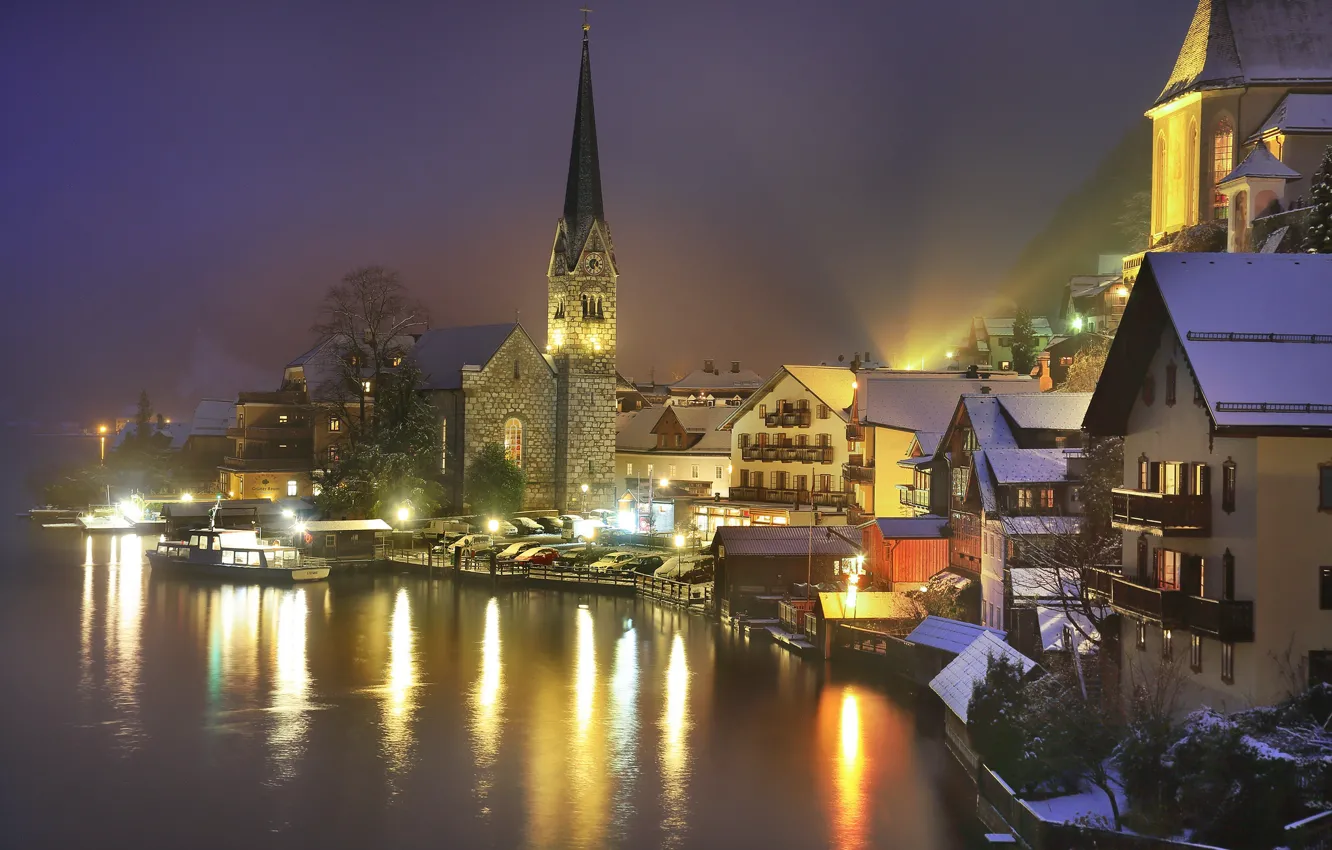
[547, 23, 617, 510]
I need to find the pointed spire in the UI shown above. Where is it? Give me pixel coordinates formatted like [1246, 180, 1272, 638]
[562, 23, 605, 259]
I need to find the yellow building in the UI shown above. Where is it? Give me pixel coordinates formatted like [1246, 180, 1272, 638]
[1085, 253, 1332, 712]
[1146, 0, 1332, 242]
[721, 365, 856, 525]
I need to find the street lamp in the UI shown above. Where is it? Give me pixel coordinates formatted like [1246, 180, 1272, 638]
[674, 533, 685, 549]
[281, 508, 295, 519]
[181, 492, 193, 502]
[580, 482, 589, 514]
[659, 478, 669, 488]
[487, 518, 500, 534]
[98, 424, 107, 464]
[396, 505, 410, 523]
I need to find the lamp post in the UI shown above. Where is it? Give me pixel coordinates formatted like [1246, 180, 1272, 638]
[580, 482, 589, 515]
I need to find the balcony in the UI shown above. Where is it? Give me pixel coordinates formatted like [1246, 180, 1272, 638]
[845, 459, 874, 484]
[729, 487, 845, 507]
[1081, 567, 1120, 600]
[847, 505, 872, 525]
[1112, 488, 1211, 536]
[1182, 595, 1254, 642]
[764, 409, 811, 428]
[221, 456, 312, 473]
[742, 445, 832, 463]
[226, 425, 309, 440]
[1109, 576, 1184, 625]
[846, 422, 864, 442]
[812, 491, 850, 508]
[898, 486, 930, 511]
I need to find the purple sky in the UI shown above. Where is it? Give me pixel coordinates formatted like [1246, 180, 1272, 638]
[0, 0, 1194, 422]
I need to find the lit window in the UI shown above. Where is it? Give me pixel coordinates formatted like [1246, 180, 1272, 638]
[1221, 642, 1235, 683]
[287, 480, 297, 497]
[715, 467, 723, 480]
[1040, 489, 1055, 509]
[391, 355, 402, 367]
[1191, 634, 1202, 672]
[1136, 621, 1146, 651]
[1213, 118, 1234, 220]
[329, 418, 341, 432]
[1000, 361, 1012, 371]
[1156, 549, 1182, 591]
[669, 465, 677, 478]
[278, 414, 289, 424]
[440, 421, 446, 471]
[503, 418, 523, 467]
[627, 462, 634, 477]
[1161, 628, 1173, 661]
[362, 381, 372, 394]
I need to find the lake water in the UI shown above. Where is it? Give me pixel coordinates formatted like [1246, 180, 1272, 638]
[0, 434, 976, 849]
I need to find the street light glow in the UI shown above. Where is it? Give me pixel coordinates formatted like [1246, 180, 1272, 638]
[945, 351, 955, 359]
[580, 483, 589, 493]
[396, 506, 410, 523]
[180, 492, 193, 502]
[659, 478, 669, 488]
[487, 518, 500, 534]
[281, 508, 295, 519]
[98, 425, 107, 434]
[674, 534, 685, 548]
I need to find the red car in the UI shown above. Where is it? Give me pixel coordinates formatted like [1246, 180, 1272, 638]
[515, 547, 560, 565]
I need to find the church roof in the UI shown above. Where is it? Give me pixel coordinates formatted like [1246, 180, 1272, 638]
[1218, 141, 1302, 185]
[1247, 93, 1332, 142]
[561, 30, 605, 260]
[412, 323, 545, 390]
[1153, 0, 1332, 110]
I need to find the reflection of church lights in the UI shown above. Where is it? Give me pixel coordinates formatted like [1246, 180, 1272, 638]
[610, 626, 638, 769]
[661, 633, 690, 838]
[575, 606, 596, 731]
[382, 587, 417, 778]
[471, 596, 504, 785]
[80, 550, 94, 694]
[834, 689, 865, 848]
[270, 589, 310, 781]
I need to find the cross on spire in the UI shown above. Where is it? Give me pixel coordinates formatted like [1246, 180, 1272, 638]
[580, 6, 592, 33]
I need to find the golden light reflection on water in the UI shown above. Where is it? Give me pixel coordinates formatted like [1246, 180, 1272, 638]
[80, 549, 94, 695]
[575, 606, 596, 732]
[608, 624, 639, 831]
[106, 533, 143, 747]
[269, 589, 310, 782]
[381, 587, 418, 781]
[660, 632, 690, 844]
[828, 687, 867, 850]
[470, 597, 503, 811]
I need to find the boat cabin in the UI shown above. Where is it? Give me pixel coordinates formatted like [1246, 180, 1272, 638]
[156, 528, 299, 569]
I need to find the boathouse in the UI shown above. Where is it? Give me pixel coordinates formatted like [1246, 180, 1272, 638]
[710, 526, 862, 620]
[929, 631, 1037, 776]
[862, 516, 950, 589]
[301, 519, 391, 561]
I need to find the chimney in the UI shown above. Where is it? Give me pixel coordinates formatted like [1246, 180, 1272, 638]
[703, 359, 715, 374]
[1036, 350, 1053, 392]
[731, 360, 740, 373]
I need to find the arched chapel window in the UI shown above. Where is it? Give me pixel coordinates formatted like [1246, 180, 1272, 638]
[1213, 117, 1234, 220]
[504, 418, 523, 467]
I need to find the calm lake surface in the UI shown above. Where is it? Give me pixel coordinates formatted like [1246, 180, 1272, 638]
[0, 434, 976, 849]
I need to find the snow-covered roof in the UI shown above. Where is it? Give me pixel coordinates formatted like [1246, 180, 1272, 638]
[1067, 274, 1120, 301]
[303, 519, 392, 531]
[412, 324, 549, 391]
[1217, 142, 1301, 186]
[819, 591, 922, 621]
[616, 405, 732, 454]
[188, 399, 236, 437]
[929, 631, 1036, 723]
[1001, 516, 1082, 538]
[985, 449, 1070, 485]
[907, 615, 1005, 655]
[961, 396, 1018, 450]
[712, 525, 861, 557]
[995, 393, 1093, 432]
[671, 365, 764, 393]
[862, 377, 1033, 433]
[975, 316, 1054, 338]
[972, 451, 999, 513]
[1248, 93, 1332, 142]
[1153, 0, 1332, 110]
[914, 430, 944, 457]
[1156, 254, 1332, 429]
[873, 516, 949, 540]
[1036, 605, 1099, 654]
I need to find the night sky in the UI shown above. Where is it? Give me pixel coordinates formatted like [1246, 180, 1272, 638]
[1, 0, 1195, 422]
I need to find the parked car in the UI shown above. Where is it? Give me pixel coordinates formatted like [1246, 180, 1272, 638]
[492, 519, 519, 537]
[535, 516, 564, 533]
[652, 557, 688, 579]
[512, 516, 544, 535]
[588, 508, 617, 525]
[515, 546, 560, 565]
[589, 551, 636, 572]
[496, 540, 541, 560]
[444, 533, 493, 553]
[631, 556, 665, 576]
[558, 514, 583, 527]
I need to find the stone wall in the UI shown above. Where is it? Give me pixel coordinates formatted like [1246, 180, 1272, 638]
[553, 353, 617, 511]
[461, 329, 558, 509]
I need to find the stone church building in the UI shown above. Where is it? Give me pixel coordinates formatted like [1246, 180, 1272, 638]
[412, 24, 618, 512]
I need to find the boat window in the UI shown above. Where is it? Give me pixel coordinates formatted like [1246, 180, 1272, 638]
[212, 537, 221, 550]
[222, 550, 234, 564]
[189, 535, 199, 548]
[285, 550, 296, 562]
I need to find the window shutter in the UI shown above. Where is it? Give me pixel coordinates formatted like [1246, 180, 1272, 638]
[1183, 556, 1203, 597]
[1199, 464, 1211, 498]
[1149, 462, 1162, 492]
[1180, 462, 1192, 495]
[1153, 548, 1163, 586]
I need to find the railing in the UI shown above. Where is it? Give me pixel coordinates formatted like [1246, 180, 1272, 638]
[898, 487, 930, 511]
[847, 505, 871, 525]
[846, 422, 864, 442]
[446, 557, 709, 604]
[845, 462, 874, 484]
[220, 456, 313, 472]
[1082, 566, 1120, 599]
[1181, 594, 1254, 642]
[812, 491, 849, 508]
[1110, 575, 1185, 624]
[1285, 809, 1332, 850]
[1112, 488, 1211, 536]
[764, 409, 811, 428]
[741, 445, 832, 463]
[226, 425, 309, 440]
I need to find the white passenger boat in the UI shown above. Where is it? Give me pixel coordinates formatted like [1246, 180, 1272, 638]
[146, 503, 327, 582]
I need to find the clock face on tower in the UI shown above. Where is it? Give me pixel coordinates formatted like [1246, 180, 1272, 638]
[584, 253, 603, 275]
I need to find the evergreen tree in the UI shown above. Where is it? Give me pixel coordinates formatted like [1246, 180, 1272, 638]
[1010, 308, 1038, 375]
[465, 443, 526, 519]
[1302, 145, 1332, 254]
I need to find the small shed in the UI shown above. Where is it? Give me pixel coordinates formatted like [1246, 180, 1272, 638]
[813, 590, 924, 659]
[302, 519, 391, 561]
[929, 631, 1037, 775]
[907, 615, 1007, 683]
[710, 525, 862, 620]
[863, 516, 950, 589]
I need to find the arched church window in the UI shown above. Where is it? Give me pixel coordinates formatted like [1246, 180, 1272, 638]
[581, 295, 588, 317]
[1213, 117, 1234, 220]
[514, 359, 521, 380]
[1154, 133, 1167, 230]
[503, 418, 523, 467]
[596, 297, 604, 319]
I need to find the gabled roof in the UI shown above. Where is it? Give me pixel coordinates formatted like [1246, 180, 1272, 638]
[616, 405, 732, 454]
[985, 448, 1071, 484]
[971, 451, 999, 513]
[711, 525, 861, 557]
[913, 430, 944, 457]
[873, 516, 949, 540]
[671, 366, 764, 393]
[721, 365, 854, 430]
[1085, 253, 1332, 434]
[994, 393, 1093, 432]
[1248, 93, 1332, 142]
[188, 399, 236, 437]
[819, 591, 923, 622]
[908, 615, 1005, 655]
[560, 30, 605, 260]
[975, 316, 1054, 338]
[1154, 0, 1332, 110]
[929, 631, 1036, 723]
[1001, 516, 1083, 538]
[959, 396, 1018, 450]
[861, 373, 1034, 432]
[1218, 141, 1301, 186]
[412, 324, 549, 391]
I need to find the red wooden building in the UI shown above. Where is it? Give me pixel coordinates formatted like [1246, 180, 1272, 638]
[862, 517, 950, 590]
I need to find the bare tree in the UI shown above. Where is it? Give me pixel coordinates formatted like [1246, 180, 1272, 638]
[311, 266, 426, 439]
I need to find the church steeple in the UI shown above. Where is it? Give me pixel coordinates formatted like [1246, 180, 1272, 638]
[561, 26, 605, 259]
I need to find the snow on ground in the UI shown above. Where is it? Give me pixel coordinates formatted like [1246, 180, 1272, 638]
[1020, 779, 1127, 826]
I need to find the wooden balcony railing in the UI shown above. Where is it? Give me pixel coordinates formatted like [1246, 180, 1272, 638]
[1081, 566, 1119, 599]
[898, 487, 930, 511]
[812, 491, 849, 508]
[846, 422, 864, 442]
[845, 462, 874, 484]
[1182, 595, 1254, 642]
[1110, 576, 1185, 624]
[741, 445, 833, 463]
[1112, 488, 1211, 536]
[764, 410, 811, 428]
